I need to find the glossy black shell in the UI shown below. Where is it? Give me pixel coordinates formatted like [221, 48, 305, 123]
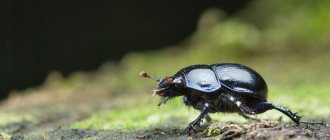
[175, 63, 268, 100]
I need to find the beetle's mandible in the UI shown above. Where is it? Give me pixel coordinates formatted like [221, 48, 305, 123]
[140, 63, 301, 134]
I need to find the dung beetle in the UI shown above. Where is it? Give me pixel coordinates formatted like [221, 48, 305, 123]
[140, 63, 301, 134]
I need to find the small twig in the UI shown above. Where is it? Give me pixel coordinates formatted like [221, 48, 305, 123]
[300, 120, 327, 125]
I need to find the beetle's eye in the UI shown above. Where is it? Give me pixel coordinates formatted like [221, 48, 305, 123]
[164, 76, 173, 84]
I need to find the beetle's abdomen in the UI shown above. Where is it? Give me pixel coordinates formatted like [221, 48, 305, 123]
[211, 63, 268, 100]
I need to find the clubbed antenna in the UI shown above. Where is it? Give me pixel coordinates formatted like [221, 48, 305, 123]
[139, 71, 160, 82]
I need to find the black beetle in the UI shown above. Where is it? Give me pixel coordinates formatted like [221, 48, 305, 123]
[140, 63, 301, 134]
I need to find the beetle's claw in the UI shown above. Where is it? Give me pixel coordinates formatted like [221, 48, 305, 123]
[180, 124, 197, 135]
[289, 111, 302, 125]
[157, 96, 171, 106]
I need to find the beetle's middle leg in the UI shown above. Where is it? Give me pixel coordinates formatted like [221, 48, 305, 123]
[220, 94, 260, 121]
[220, 94, 256, 115]
[182, 102, 211, 135]
[183, 95, 212, 123]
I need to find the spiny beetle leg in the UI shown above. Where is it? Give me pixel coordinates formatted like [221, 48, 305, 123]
[257, 102, 301, 125]
[181, 102, 211, 135]
[272, 104, 301, 125]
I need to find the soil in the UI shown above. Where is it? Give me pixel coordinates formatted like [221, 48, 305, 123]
[0, 91, 329, 140]
[2, 120, 329, 139]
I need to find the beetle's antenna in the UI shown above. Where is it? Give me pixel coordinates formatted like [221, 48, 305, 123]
[140, 71, 160, 82]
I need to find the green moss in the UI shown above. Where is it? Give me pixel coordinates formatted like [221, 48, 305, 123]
[0, 113, 37, 126]
[71, 97, 193, 130]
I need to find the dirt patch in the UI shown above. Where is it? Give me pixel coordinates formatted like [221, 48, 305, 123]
[130, 121, 330, 140]
[202, 121, 329, 139]
[6, 121, 328, 140]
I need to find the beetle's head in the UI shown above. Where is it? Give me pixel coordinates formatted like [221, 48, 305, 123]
[155, 76, 183, 96]
[140, 71, 184, 106]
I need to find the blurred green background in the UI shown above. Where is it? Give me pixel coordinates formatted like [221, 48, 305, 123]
[1, 0, 330, 137]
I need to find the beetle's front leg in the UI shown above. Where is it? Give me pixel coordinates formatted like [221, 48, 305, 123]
[182, 102, 211, 135]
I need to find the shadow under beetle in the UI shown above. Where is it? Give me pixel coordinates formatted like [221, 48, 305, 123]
[140, 63, 301, 135]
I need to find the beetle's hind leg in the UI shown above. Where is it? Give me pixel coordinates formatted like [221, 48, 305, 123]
[272, 104, 301, 125]
[256, 102, 301, 125]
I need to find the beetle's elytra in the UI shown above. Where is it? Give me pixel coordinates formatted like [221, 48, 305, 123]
[140, 63, 301, 134]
